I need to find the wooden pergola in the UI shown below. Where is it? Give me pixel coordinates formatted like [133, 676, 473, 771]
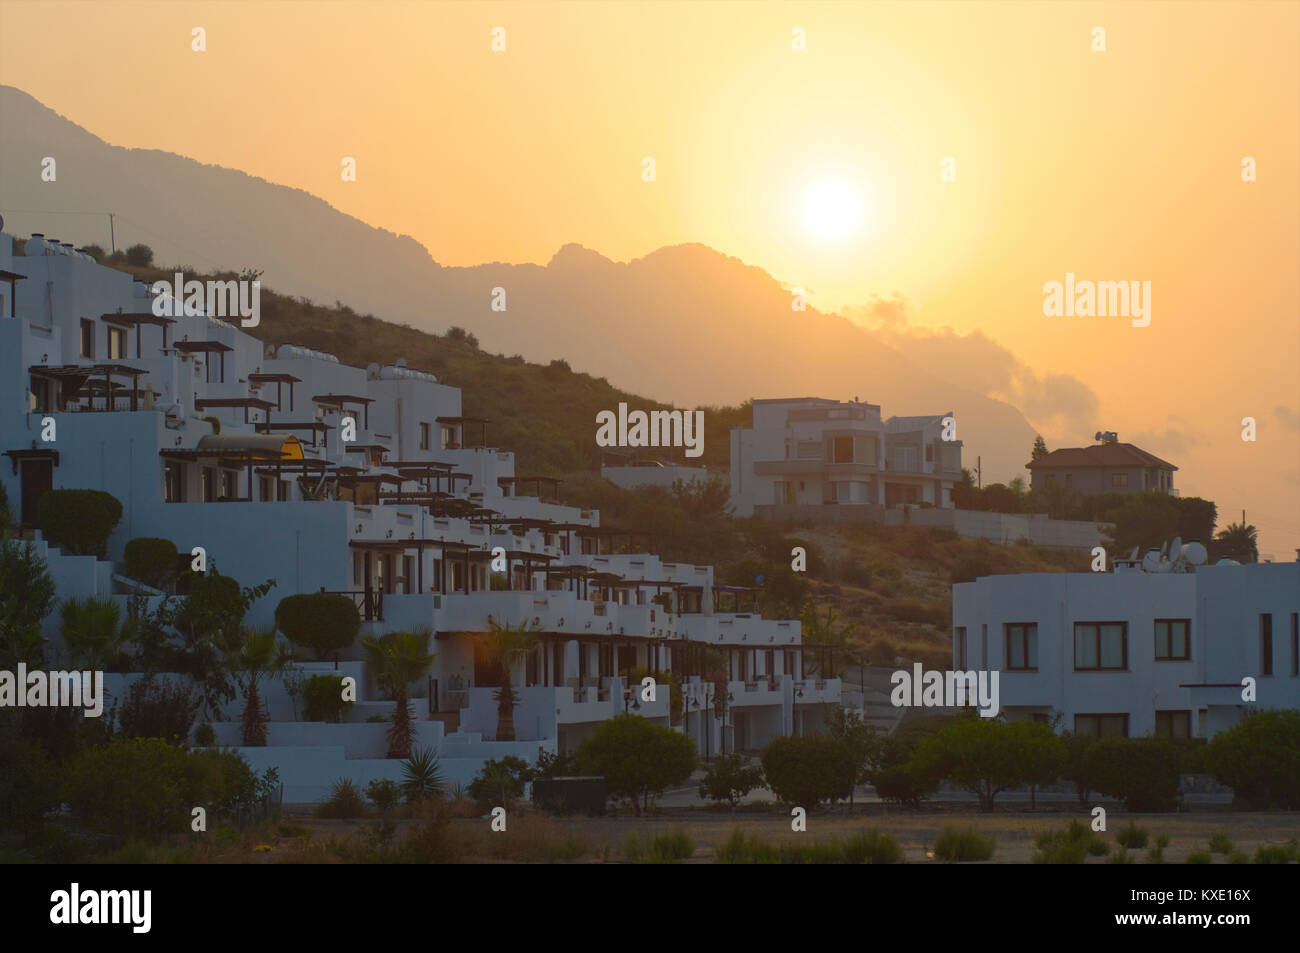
[100, 312, 177, 357]
[247, 372, 301, 412]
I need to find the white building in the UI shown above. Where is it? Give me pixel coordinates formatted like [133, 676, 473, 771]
[730, 397, 962, 517]
[0, 232, 840, 800]
[951, 557, 1300, 739]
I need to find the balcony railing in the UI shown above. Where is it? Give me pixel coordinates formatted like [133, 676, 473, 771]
[320, 587, 383, 622]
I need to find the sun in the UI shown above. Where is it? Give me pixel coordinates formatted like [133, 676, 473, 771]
[802, 180, 862, 240]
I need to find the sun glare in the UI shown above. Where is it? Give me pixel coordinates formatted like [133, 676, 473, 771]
[802, 180, 862, 240]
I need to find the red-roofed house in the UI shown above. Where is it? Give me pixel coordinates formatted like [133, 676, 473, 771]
[1027, 436, 1177, 496]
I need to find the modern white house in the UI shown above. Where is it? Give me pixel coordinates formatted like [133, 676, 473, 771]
[730, 397, 962, 517]
[951, 555, 1300, 739]
[0, 231, 841, 801]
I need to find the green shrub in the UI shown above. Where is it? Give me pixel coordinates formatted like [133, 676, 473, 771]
[698, 753, 764, 808]
[36, 489, 122, 557]
[0, 737, 59, 835]
[194, 723, 215, 746]
[467, 756, 531, 812]
[275, 592, 361, 659]
[401, 747, 446, 804]
[124, 537, 179, 590]
[1227, 850, 1250, 865]
[117, 677, 200, 743]
[1033, 820, 1108, 864]
[1116, 821, 1149, 849]
[302, 674, 353, 722]
[543, 834, 589, 863]
[1186, 851, 1212, 864]
[1107, 848, 1135, 864]
[1205, 709, 1300, 809]
[932, 825, 996, 862]
[1254, 845, 1293, 864]
[1082, 736, 1181, 811]
[626, 829, 696, 863]
[316, 778, 366, 819]
[1207, 832, 1233, 854]
[842, 828, 902, 864]
[365, 779, 401, 814]
[760, 734, 855, 808]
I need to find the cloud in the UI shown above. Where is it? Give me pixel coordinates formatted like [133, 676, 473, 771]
[846, 294, 1099, 436]
[1275, 405, 1300, 433]
[1127, 416, 1204, 458]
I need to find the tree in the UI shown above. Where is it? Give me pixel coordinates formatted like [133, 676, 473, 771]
[401, 746, 447, 804]
[698, 753, 764, 810]
[124, 243, 154, 267]
[577, 714, 696, 815]
[915, 716, 1064, 812]
[0, 540, 57, 670]
[59, 597, 136, 672]
[1081, 736, 1181, 811]
[1031, 435, 1049, 461]
[1008, 720, 1067, 810]
[226, 627, 289, 746]
[1213, 522, 1258, 563]
[825, 707, 882, 812]
[468, 756, 532, 812]
[760, 734, 855, 808]
[36, 489, 122, 557]
[476, 618, 539, 742]
[1206, 709, 1300, 809]
[363, 630, 434, 758]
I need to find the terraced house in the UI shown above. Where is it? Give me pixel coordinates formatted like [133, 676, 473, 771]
[0, 232, 842, 801]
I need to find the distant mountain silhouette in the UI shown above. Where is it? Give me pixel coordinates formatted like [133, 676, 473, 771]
[0, 85, 1036, 480]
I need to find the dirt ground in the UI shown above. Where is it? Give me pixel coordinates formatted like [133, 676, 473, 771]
[284, 806, 1300, 863]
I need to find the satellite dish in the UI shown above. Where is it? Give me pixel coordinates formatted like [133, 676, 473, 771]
[1142, 550, 1162, 572]
[1159, 540, 1169, 559]
[1094, 431, 1103, 442]
[1184, 541, 1207, 565]
[1216, 558, 1240, 567]
[1127, 546, 1140, 561]
[1169, 537, 1182, 562]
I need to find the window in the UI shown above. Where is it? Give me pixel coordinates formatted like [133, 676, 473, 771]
[1075, 713, 1128, 738]
[1155, 710, 1191, 740]
[1260, 614, 1273, 676]
[1154, 619, 1190, 661]
[830, 435, 853, 463]
[1074, 622, 1127, 670]
[441, 425, 457, 449]
[201, 468, 215, 502]
[418, 422, 430, 451]
[277, 479, 289, 501]
[164, 463, 184, 503]
[954, 627, 967, 669]
[259, 475, 275, 501]
[80, 319, 95, 359]
[925, 444, 933, 463]
[219, 470, 237, 500]
[980, 624, 988, 668]
[1291, 614, 1298, 677]
[1111, 472, 1129, 488]
[108, 326, 127, 360]
[1005, 623, 1038, 671]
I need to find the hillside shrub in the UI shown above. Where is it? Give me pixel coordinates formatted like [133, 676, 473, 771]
[316, 777, 365, 819]
[698, 753, 764, 809]
[577, 714, 696, 814]
[760, 735, 855, 808]
[1083, 736, 1181, 811]
[36, 489, 122, 557]
[124, 537, 180, 590]
[276, 592, 360, 659]
[117, 677, 200, 743]
[932, 825, 996, 862]
[302, 674, 353, 723]
[1205, 709, 1300, 809]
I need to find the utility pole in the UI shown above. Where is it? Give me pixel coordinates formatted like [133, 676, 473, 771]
[976, 455, 982, 489]
[109, 212, 116, 254]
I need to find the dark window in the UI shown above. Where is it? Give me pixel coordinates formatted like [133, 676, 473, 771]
[419, 422, 430, 451]
[80, 319, 95, 359]
[925, 444, 934, 462]
[1074, 622, 1127, 670]
[201, 468, 215, 502]
[277, 479, 289, 501]
[1075, 713, 1128, 738]
[1261, 614, 1273, 676]
[954, 626, 967, 669]
[260, 475, 274, 501]
[1155, 710, 1191, 740]
[1154, 619, 1190, 661]
[831, 435, 853, 463]
[1291, 614, 1298, 677]
[1111, 472, 1129, 488]
[164, 463, 184, 502]
[1005, 623, 1038, 670]
[219, 470, 237, 499]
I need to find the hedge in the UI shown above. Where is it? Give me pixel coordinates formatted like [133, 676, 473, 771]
[276, 592, 360, 659]
[124, 537, 180, 591]
[36, 489, 122, 556]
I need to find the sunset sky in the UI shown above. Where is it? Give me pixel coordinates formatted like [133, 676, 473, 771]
[1, 0, 1297, 553]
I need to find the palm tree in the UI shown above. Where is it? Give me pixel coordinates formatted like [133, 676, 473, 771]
[60, 597, 136, 671]
[363, 629, 435, 758]
[478, 619, 540, 742]
[227, 627, 289, 746]
[1215, 522, 1259, 563]
[401, 746, 447, 804]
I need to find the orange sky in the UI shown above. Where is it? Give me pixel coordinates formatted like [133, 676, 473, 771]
[1, 0, 1298, 554]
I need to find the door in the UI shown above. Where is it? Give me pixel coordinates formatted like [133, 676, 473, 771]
[20, 458, 53, 528]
